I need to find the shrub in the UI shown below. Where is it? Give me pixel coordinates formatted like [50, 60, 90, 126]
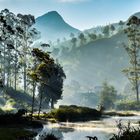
[48, 105, 101, 122]
[116, 100, 140, 111]
[110, 121, 140, 140]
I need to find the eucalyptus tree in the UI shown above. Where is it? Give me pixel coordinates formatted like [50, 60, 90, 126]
[0, 9, 39, 93]
[16, 14, 36, 93]
[0, 9, 15, 88]
[123, 16, 140, 102]
[42, 62, 66, 109]
[30, 48, 65, 117]
[28, 55, 38, 120]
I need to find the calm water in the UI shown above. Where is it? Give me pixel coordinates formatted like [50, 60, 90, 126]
[36, 115, 140, 140]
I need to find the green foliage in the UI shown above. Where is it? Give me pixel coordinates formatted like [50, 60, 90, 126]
[0, 128, 36, 140]
[123, 15, 140, 101]
[110, 25, 115, 31]
[31, 48, 66, 109]
[110, 121, 140, 140]
[116, 100, 140, 111]
[88, 33, 97, 41]
[100, 82, 117, 109]
[47, 105, 101, 122]
[103, 25, 110, 37]
[5, 87, 33, 109]
[78, 33, 86, 46]
[6, 99, 16, 106]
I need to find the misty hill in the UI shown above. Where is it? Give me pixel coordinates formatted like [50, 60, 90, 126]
[84, 22, 125, 35]
[57, 31, 130, 106]
[35, 11, 80, 42]
[58, 31, 129, 93]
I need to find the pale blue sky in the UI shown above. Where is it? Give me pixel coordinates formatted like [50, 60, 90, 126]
[0, 0, 140, 30]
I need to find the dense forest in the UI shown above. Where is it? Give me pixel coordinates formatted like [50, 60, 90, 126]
[0, 9, 66, 117]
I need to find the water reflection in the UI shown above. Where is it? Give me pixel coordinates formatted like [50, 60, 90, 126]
[36, 126, 64, 140]
[62, 129, 111, 140]
[36, 115, 140, 140]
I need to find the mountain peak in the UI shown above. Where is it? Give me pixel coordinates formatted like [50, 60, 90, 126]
[47, 11, 60, 16]
[35, 11, 80, 41]
[38, 11, 63, 22]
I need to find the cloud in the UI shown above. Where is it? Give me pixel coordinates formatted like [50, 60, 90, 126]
[57, 0, 89, 3]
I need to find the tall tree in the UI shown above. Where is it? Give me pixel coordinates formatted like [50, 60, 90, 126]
[30, 48, 65, 117]
[17, 14, 36, 93]
[0, 9, 15, 89]
[123, 16, 140, 102]
[100, 82, 117, 109]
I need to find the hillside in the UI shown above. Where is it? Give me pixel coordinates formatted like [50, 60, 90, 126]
[58, 32, 129, 92]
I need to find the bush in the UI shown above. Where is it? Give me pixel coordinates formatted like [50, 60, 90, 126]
[99, 82, 117, 110]
[47, 105, 101, 122]
[0, 111, 43, 128]
[116, 100, 140, 111]
[110, 121, 140, 140]
[0, 128, 37, 140]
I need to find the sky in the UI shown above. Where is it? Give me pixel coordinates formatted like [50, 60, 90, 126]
[0, 0, 140, 30]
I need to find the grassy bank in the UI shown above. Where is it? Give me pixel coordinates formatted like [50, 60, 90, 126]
[110, 121, 140, 140]
[103, 110, 137, 116]
[46, 105, 101, 122]
[0, 128, 37, 140]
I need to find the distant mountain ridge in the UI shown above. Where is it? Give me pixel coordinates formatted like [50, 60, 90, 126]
[35, 11, 80, 42]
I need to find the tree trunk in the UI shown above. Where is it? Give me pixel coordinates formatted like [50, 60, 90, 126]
[3, 44, 6, 86]
[134, 47, 139, 102]
[38, 92, 43, 119]
[51, 98, 54, 109]
[23, 27, 27, 94]
[14, 39, 17, 90]
[31, 81, 36, 121]
[135, 79, 139, 102]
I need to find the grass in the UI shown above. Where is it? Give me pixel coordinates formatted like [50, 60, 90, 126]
[110, 121, 140, 140]
[103, 110, 136, 116]
[0, 128, 37, 140]
[116, 100, 140, 111]
[46, 105, 101, 122]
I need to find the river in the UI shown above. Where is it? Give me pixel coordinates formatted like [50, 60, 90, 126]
[35, 115, 140, 140]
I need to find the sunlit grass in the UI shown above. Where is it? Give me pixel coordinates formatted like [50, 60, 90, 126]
[1, 105, 16, 113]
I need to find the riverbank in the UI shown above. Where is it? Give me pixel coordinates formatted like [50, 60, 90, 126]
[0, 128, 37, 140]
[0, 112, 43, 140]
[103, 110, 140, 117]
[39, 115, 140, 140]
[45, 105, 101, 122]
